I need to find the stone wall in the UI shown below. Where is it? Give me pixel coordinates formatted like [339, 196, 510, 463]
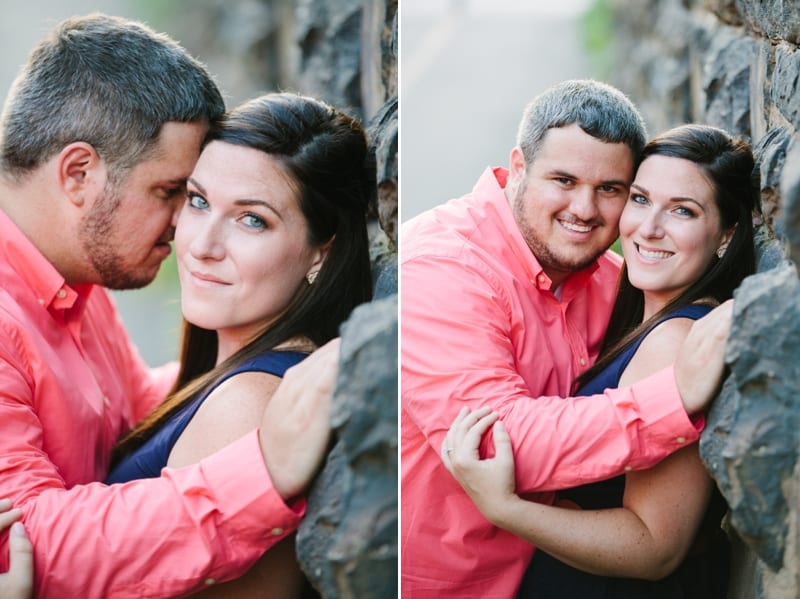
[169, 2, 398, 597]
[609, 1, 799, 597]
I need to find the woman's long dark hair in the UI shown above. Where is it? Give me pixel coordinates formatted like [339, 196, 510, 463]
[114, 93, 374, 458]
[575, 124, 758, 390]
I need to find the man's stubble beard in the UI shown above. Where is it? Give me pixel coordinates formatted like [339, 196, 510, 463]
[511, 181, 606, 277]
[78, 185, 154, 290]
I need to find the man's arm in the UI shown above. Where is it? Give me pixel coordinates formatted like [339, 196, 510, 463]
[402, 256, 725, 493]
[0, 341, 337, 598]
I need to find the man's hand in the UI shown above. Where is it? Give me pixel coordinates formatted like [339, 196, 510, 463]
[675, 300, 733, 414]
[259, 338, 340, 501]
[0, 499, 33, 599]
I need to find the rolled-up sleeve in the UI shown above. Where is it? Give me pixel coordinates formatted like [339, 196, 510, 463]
[0, 425, 301, 598]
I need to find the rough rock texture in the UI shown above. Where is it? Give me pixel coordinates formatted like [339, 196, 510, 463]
[610, 1, 800, 596]
[782, 134, 800, 274]
[701, 264, 800, 578]
[297, 296, 398, 598]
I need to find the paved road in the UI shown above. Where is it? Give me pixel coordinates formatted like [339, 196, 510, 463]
[401, 0, 594, 221]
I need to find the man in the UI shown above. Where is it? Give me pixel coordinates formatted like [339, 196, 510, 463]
[401, 79, 733, 597]
[0, 14, 336, 597]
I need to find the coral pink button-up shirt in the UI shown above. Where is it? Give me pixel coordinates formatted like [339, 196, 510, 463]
[401, 168, 700, 598]
[0, 209, 301, 597]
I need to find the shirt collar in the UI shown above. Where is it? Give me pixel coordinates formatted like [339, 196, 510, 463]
[0, 209, 93, 315]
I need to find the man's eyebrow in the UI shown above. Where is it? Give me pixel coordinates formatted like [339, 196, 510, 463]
[550, 170, 628, 188]
[601, 180, 630, 188]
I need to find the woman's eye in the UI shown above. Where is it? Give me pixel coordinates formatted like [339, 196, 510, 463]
[186, 192, 208, 210]
[674, 205, 695, 217]
[241, 213, 267, 230]
[630, 193, 648, 205]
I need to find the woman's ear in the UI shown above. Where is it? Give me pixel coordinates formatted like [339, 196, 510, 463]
[58, 142, 105, 207]
[306, 236, 335, 282]
[717, 225, 737, 258]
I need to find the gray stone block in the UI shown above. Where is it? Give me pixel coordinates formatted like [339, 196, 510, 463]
[736, 0, 800, 45]
[701, 263, 800, 570]
[702, 26, 757, 137]
[772, 43, 800, 131]
[753, 127, 792, 236]
[780, 135, 800, 274]
[297, 296, 398, 598]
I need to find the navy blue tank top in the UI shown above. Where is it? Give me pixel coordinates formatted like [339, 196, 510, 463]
[106, 351, 307, 484]
[517, 304, 730, 599]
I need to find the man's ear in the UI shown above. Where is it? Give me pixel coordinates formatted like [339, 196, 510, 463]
[57, 142, 105, 207]
[507, 147, 527, 196]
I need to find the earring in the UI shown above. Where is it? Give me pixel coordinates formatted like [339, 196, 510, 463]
[716, 245, 727, 259]
[306, 271, 319, 285]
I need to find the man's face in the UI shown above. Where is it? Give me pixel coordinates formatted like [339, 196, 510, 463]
[78, 121, 208, 289]
[508, 123, 635, 288]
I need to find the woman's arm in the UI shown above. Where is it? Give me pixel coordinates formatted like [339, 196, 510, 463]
[0, 499, 32, 599]
[168, 371, 308, 599]
[444, 317, 715, 579]
[167, 371, 281, 468]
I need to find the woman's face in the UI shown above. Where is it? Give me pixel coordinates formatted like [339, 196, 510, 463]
[175, 141, 326, 354]
[619, 154, 731, 314]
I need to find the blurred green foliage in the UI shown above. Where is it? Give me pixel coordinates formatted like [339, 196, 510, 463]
[581, 0, 613, 79]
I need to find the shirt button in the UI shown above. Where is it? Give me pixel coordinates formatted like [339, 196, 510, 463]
[204, 578, 216, 586]
[677, 436, 686, 444]
[103, 396, 111, 407]
[579, 358, 586, 366]
[271, 527, 284, 536]
[537, 274, 546, 283]
[624, 465, 632, 472]
[38, 298, 45, 305]
[56, 289, 67, 299]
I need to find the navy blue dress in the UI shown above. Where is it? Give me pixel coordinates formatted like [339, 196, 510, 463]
[107, 351, 307, 484]
[516, 304, 730, 598]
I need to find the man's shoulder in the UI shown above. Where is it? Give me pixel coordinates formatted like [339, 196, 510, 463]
[401, 194, 498, 262]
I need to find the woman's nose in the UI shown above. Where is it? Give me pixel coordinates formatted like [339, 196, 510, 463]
[189, 220, 226, 260]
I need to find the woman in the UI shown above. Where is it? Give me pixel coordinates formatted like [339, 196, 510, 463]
[0, 500, 32, 599]
[443, 124, 757, 598]
[107, 92, 373, 597]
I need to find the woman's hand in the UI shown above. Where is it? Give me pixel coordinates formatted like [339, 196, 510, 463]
[0, 499, 33, 599]
[260, 338, 340, 501]
[440, 407, 518, 523]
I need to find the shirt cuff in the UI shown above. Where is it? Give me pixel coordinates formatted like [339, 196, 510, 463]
[628, 366, 701, 448]
[183, 430, 304, 536]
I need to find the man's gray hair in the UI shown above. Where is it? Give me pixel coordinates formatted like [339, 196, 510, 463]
[516, 79, 647, 165]
[0, 13, 225, 184]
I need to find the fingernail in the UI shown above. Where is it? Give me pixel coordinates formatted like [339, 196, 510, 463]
[11, 521, 25, 536]
[0, 498, 10, 507]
